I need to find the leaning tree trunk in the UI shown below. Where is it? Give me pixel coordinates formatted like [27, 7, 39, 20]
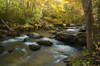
[81, 0, 95, 54]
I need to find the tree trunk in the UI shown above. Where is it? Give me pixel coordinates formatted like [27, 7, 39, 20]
[98, 0, 100, 24]
[81, 0, 95, 54]
[27, 2, 29, 8]
[0, 19, 13, 32]
[6, 0, 9, 13]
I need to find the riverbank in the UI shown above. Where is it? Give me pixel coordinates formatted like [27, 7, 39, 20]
[0, 24, 55, 38]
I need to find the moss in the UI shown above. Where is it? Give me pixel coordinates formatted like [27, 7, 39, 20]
[65, 48, 100, 66]
[29, 45, 41, 51]
[37, 40, 53, 46]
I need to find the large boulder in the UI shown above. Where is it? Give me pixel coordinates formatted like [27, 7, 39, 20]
[74, 33, 86, 46]
[77, 33, 86, 38]
[23, 38, 34, 42]
[55, 32, 86, 48]
[8, 48, 15, 53]
[73, 37, 86, 46]
[28, 33, 43, 39]
[69, 33, 86, 48]
[55, 33, 75, 44]
[37, 40, 53, 46]
[79, 29, 86, 32]
[0, 46, 5, 54]
[29, 45, 41, 51]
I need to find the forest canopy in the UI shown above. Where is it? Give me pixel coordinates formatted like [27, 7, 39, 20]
[0, 0, 85, 27]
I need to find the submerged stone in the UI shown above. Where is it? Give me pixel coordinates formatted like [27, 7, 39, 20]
[28, 33, 43, 39]
[29, 45, 41, 51]
[79, 29, 86, 32]
[37, 40, 53, 46]
[23, 38, 34, 42]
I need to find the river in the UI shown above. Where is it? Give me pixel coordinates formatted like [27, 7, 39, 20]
[0, 27, 82, 66]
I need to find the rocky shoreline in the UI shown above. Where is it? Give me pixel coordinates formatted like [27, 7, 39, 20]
[0, 24, 86, 52]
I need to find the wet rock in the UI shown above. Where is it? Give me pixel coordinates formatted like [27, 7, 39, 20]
[0, 35, 2, 38]
[77, 33, 86, 38]
[29, 45, 41, 51]
[0, 34, 7, 38]
[79, 29, 86, 32]
[55, 33, 75, 44]
[0, 46, 5, 54]
[49, 36, 54, 39]
[54, 24, 64, 27]
[74, 37, 86, 46]
[23, 38, 34, 42]
[55, 32, 86, 48]
[37, 40, 53, 46]
[8, 48, 15, 53]
[74, 33, 86, 46]
[63, 27, 68, 29]
[28, 33, 43, 39]
[49, 30, 57, 34]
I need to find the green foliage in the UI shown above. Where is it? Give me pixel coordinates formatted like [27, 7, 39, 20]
[25, 7, 43, 25]
[70, 47, 99, 66]
[0, 0, 42, 26]
[0, 0, 89, 27]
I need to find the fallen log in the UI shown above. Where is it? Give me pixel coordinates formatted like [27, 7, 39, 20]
[0, 19, 13, 32]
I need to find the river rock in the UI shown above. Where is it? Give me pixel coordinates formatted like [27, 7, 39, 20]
[55, 32, 86, 48]
[29, 45, 41, 51]
[55, 33, 75, 44]
[77, 33, 86, 38]
[8, 48, 15, 53]
[79, 29, 86, 32]
[28, 33, 43, 39]
[0, 35, 2, 38]
[37, 40, 53, 46]
[49, 30, 57, 34]
[0, 46, 5, 54]
[23, 38, 34, 42]
[74, 33, 86, 46]
[0, 34, 7, 38]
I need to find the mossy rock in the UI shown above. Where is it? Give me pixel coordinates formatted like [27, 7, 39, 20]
[72, 33, 86, 48]
[37, 40, 53, 46]
[55, 33, 75, 43]
[77, 33, 86, 38]
[73, 37, 86, 46]
[0, 35, 2, 38]
[29, 45, 41, 51]
[28, 33, 43, 39]
[79, 29, 86, 32]
[23, 38, 34, 42]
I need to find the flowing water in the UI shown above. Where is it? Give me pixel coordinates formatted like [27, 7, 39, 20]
[0, 27, 82, 66]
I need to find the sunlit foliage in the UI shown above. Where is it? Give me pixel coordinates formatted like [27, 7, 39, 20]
[0, 0, 85, 26]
